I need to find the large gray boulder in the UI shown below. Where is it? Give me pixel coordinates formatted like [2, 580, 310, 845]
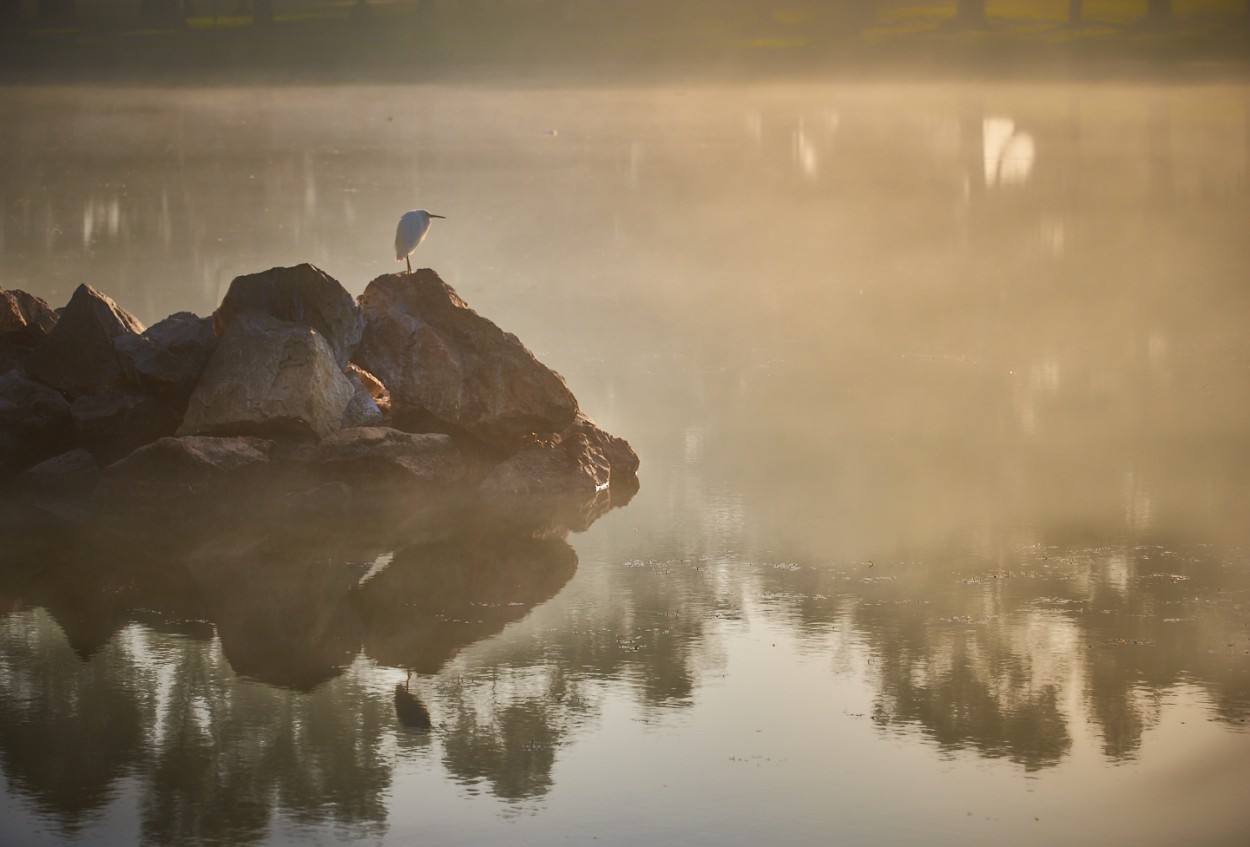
[115, 311, 218, 408]
[0, 371, 79, 476]
[24, 283, 144, 399]
[214, 264, 364, 369]
[179, 311, 356, 440]
[353, 271, 578, 452]
[317, 427, 467, 487]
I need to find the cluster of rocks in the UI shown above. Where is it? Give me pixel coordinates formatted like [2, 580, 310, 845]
[0, 265, 637, 530]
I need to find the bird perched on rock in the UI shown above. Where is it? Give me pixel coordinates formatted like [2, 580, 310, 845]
[395, 209, 446, 273]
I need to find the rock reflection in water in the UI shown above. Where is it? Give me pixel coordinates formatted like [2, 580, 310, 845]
[0, 476, 625, 841]
[355, 534, 578, 675]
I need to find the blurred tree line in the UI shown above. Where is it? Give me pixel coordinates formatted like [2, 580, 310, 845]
[3, 1, 1243, 35]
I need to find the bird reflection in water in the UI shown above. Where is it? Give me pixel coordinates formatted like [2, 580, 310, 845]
[395, 672, 432, 732]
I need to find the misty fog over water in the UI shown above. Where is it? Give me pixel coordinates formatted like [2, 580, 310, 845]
[1, 78, 1248, 845]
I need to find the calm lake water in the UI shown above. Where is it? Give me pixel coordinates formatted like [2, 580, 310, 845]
[2, 81, 1249, 846]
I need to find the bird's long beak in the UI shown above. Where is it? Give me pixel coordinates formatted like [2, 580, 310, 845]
[429, 214, 447, 219]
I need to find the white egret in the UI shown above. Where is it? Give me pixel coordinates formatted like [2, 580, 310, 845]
[395, 209, 446, 273]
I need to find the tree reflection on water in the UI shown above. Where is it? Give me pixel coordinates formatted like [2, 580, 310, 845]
[2, 511, 1248, 838]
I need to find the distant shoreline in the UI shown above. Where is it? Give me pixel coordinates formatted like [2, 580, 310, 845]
[2, 7, 1248, 87]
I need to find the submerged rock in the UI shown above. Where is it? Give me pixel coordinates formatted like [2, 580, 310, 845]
[17, 448, 100, 498]
[214, 264, 364, 369]
[95, 435, 275, 509]
[354, 271, 578, 452]
[317, 426, 467, 487]
[480, 414, 639, 496]
[179, 311, 356, 440]
[24, 283, 144, 399]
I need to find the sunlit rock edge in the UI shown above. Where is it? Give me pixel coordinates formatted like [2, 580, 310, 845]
[0, 265, 639, 544]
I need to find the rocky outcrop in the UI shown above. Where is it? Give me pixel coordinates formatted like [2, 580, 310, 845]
[0, 371, 79, 476]
[115, 311, 218, 408]
[24, 283, 144, 399]
[179, 311, 356, 440]
[214, 264, 364, 369]
[2, 265, 638, 538]
[354, 271, 578, 452]
[317, 427, 468, 487]
[94, 435, 275, 509]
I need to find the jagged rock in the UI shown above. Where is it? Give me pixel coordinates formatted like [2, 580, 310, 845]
[0, 288, 58, 334]
[17, 448, 99, 498]
[71, 388, 181, 464]
[1, 288, 60, 372]
[179, 311, 356, 440]
[94, 435, 274, 508]
[353, 271, 578, 452]
[317, 427, 467, 487]
[341, 368, 385, 429]
[0, 371, 79, 476]
[214, 264, 364, 369]
[479, 414, 637, 497]
[115, 312, 218, 408]
[24, 283, 144, 399]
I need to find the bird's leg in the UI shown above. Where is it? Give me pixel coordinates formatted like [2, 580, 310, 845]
[405, 256, 412, 274]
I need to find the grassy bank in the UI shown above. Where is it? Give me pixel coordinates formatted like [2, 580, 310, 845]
[2, 0, 1248, 84]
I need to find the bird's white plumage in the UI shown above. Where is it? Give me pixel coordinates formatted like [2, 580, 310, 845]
[395, 209, 444, 268]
